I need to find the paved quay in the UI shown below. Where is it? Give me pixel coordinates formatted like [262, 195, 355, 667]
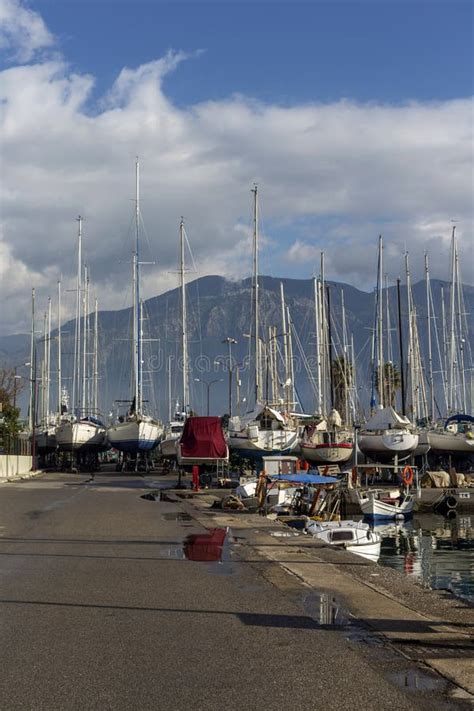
[0, 471, 472, 710]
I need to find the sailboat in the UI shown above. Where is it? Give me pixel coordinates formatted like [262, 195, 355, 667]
[358, 237, 418, 463]
[106, 161, 161, 463]
[301, 258, 354, 465]
[56, 219, 107, 459]
[228, 186, 299, 460]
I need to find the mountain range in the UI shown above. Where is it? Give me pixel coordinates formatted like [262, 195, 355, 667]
[1, 275, 473, 421]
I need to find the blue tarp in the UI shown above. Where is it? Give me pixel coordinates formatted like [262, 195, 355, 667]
[445, 414, 474, 426]
[270, 473, 339, 485]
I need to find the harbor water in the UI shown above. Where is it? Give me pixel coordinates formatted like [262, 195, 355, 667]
[374, 513, 474, 603]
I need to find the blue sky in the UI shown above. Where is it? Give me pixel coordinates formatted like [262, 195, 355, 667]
[33, 0, 473, 106]
[0, 0, 472, 334]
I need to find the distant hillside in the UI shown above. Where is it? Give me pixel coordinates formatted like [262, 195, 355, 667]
[1, 276, 473, 420]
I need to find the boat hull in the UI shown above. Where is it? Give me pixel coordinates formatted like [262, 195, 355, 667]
[107, 420, 160, 453]
[357, 491, 414, 520]
[56, 421, 107, 452]
[358, 431, 418, 462]
[301, 441, 353, 464]
[427, 430, 474, 455]
[228, 430, 299, 461]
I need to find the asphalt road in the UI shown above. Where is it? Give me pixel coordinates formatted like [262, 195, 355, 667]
[0, 473, 460, 710]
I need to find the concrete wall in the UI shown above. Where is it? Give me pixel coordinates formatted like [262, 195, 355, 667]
[0, 454, 33, 479]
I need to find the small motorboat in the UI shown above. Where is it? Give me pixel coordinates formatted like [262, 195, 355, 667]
[305, 519, 381, 562]
[356, 488, 414, 521]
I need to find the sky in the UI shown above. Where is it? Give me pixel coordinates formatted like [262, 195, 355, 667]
[0, 0, 473, 335]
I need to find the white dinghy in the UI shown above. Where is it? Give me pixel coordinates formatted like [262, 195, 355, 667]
[305, 519, 381, 562]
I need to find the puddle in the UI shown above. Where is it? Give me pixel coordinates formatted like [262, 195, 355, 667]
[269, 530, 300, 538]
[388, 669, 447, 693]
[303, 592, 350, 627]
[182, 527, 236, 575]
[162, 512, 193, 523]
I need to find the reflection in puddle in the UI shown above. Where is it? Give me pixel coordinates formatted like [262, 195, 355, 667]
[388, 669, 447, 693]
[303, 592, 349, 627]
[162, 512, 193, 522]
[183, 527, 235, 575]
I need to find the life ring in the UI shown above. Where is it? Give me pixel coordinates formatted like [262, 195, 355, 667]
[401, 465, 414, 487]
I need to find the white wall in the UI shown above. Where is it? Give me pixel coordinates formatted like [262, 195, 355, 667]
[0, 454, 33, 479]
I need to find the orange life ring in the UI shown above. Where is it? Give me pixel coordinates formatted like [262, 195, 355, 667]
[401, 465, 414, 486]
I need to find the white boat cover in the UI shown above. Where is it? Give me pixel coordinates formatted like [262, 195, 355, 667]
[231, 404, 287, 429]
[364, 406, 411, 431]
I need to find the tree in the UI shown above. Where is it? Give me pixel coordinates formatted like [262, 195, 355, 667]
[375, 362, 401, 408]
[0, 367, 24, 439]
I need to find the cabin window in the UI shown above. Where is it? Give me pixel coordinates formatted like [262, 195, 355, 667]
[330, 531, 354, 542]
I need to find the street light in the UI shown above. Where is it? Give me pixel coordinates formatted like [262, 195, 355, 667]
[222, 337, 237, 417]
[194, 378, 223, 416]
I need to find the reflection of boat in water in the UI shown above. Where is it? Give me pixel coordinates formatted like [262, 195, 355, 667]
[183, 528, 228, 562]
[305, 519, 381, 562]
[357, 488, 414, 520]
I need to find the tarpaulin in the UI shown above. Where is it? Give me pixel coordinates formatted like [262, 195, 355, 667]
[179, 416, 228, 460]
[270, 473, 340, 485]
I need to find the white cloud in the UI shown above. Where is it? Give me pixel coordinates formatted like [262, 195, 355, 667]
[0, 0, 55, 62]
[0, 2, 472, 335]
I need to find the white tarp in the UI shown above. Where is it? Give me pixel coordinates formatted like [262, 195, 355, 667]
[364, 406, 411, 431]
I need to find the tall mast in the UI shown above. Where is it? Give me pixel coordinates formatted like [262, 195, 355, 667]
[46, 296, 52, 420]
[168, 356, 172, 423]
[29, 288, 35, 431]
[397, 278, 406, 416]
[448, 225, 456, 412]
[81, 265, 88, 416]
[93, 297, 98, 415]
[280, 282, 290, 411]
[320, 253, 326, 414]
[455, 245, 466, 412]
[377, 235, 384, 408]
[326, 286, 335, 410]
[72, 216, 82, 416]
[252, 184, 260, 404]
[180, 218, 189, 414]
[425, 254, 434, 421]
[313, 276, 322, 415]
[405, 252, 416, 420]
[341, 289, 350, 423]
[132, 159, 141, 415]
[57, 281, 62, 418]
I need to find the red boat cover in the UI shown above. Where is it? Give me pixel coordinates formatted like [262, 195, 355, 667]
[180, 416, 228, 460]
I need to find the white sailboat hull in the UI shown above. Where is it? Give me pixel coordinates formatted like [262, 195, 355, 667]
[301, 441, 353, 464]
[427, 430, 474, 455]
[35, 428, 57, 452]
[228, 429, 299, 460]
[358, 431, 418, 462]
[107, 420, 160, 454]
[56, 421, 107, 452]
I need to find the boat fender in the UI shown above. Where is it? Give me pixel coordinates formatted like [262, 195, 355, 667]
[445, 495, 457, 509]
[401, 465, 414, 487]
[351, 467, 358, 488]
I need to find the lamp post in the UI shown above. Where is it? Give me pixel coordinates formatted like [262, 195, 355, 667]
[222, 337, 237, 417]
[194, 378, 223, 416]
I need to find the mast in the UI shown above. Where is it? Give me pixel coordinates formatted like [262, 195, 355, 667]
[57, 281, 62, 418]
[455, 244, 466, 412]
[81, 265, 88, 417]
[313, 276, 322, 414]
[167, 356, 172, 423]
[326, 285, 335, 410]
[280, 282, 290, 411]
[425, 254, 435, 421]
[320, 253, 326, 414]
[448, 226, 456, 412]
[341, 288, 350, 422]
[251, 184, 260, 404]
[29, 288, 35, 432]
[377, 235, 384, 408]
[46, 296, 52, 420]
[133, 160, 141, 415]
[180, 218, 189, 414]
[72, 216, 82, 417]
[397, 278, 406, 416]
[93, 297, 98, 415]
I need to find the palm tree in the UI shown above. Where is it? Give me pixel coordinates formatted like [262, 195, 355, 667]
[375, 362, 401, 408]
[331, 355, 353, 416]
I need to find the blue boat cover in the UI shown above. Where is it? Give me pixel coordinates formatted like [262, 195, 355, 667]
[445, 414, 474, 426]
[270, 473, 339, 485]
